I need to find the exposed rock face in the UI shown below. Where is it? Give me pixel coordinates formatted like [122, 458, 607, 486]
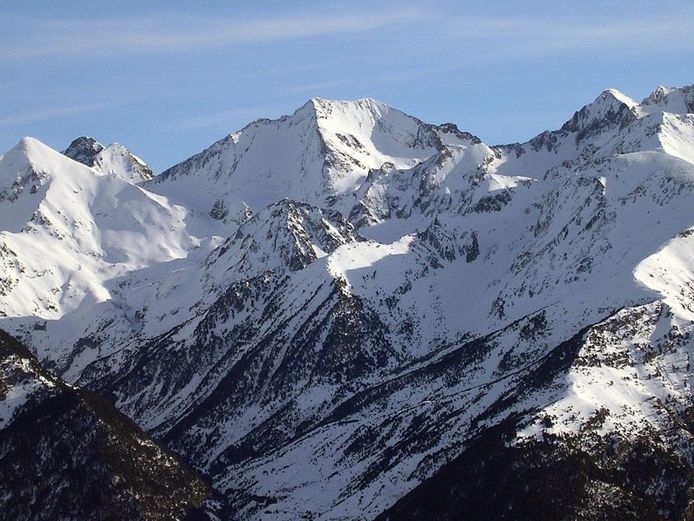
[63, 136, 105, 166]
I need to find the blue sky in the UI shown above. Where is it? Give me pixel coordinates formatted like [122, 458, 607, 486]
[1, 0, 693, 172]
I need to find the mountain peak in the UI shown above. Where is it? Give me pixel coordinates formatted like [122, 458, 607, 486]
[559, 88, 637, 139]
[95, 143, 154, 183]
[63, 137, 153, 183]
[154, 96, 446, 212]
[582, 88, 637, 118]
[16, 136, 40, 150]
[646, 85, 678, 102]
[63, 136, 105, 167]
[307, 96, 386, 109]
[600, 88, 636, 107]
[11, 136, 53, 156]
[640, 84, 694, 115]
[1, 137, 70, 181]
[299, 97, 391, 123]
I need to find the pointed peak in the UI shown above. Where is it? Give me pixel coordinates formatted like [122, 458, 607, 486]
[15, 136, 48, 151]
[0, 138, 42, 170]
[95, 142, 154, 182]
[8, 136, 62, 162]
[584, 89, 637, 112]
[646, 85, 676, 102]
[66, 135, 103, 148]
[299, 97, 390, 119]
[640, 84, 694, 115]
[307, 96, 386, 107]
[560, 88, 637, 137]
[102, 142, 147, 165]
[0, 136, 91, 190]
[63, 136, 104, 167]
[59, 138, 154, 182]
[599, 88, 637, 108]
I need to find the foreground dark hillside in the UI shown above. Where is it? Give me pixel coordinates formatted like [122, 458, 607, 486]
[0, 330, 229, 521]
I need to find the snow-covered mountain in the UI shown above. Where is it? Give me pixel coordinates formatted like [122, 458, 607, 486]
[146, 97, 478, 225]
[1, 85, 694, 520]
[0, 136, 203, 374]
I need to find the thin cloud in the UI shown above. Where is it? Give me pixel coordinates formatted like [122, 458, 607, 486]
[0, 101, 120, 127]
[3, 9, 692, 67]
[0, 9, 425, 59]
[173, 103, 291, 131]
[439, 16, 694, 50]
[286, 80, 347, 94]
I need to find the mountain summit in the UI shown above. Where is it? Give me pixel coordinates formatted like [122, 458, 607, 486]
[64, 136, 154, 182]
[148, 97, 479, 222]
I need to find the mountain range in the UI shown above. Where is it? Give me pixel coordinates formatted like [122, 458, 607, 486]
[1, 84, 693, 520]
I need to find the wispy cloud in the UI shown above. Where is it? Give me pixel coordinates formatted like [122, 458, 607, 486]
[0, 101, 120, 127]
[438, 16, 694, 52]
[2, 7, 692, 70]
[0, 9, 425, 59]
[285, 80, 348, 95]
[173, 103, 291, 131]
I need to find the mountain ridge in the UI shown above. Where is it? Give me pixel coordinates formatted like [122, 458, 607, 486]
[1, 84, 693, 520]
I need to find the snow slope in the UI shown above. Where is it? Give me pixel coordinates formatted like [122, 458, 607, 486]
[0, 137, 205, 374]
